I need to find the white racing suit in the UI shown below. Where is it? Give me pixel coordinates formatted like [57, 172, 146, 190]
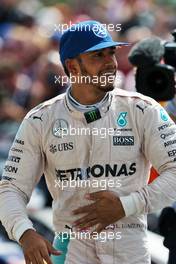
[1, 88, 176, 264]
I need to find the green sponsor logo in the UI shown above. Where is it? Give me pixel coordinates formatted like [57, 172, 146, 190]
[88, 110, 97, 121]
[84, 108, 101, 123]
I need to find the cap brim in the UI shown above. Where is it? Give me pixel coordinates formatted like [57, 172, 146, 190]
[84, 41, 130, 53]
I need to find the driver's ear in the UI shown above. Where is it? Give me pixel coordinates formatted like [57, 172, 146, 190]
[65, 59, 79, 75]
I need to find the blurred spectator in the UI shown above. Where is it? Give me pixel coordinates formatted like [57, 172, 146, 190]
[29, 53, 68, 108]
[0, 0, 35, 37]
[0, 57, 30, 122]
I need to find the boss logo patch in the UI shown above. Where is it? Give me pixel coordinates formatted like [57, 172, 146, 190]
[113, 136, 134, 146]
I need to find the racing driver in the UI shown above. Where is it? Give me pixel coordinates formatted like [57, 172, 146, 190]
[1, 20, 176, 264]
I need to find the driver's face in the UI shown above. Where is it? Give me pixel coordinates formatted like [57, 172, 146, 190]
[76, 47, 118, 91]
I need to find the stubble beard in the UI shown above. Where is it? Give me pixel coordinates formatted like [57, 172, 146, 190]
[78, 61, 116, 92]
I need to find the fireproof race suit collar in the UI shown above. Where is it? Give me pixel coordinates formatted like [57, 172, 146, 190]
[64, 86, 112, 122]
[68, 87, 109, 111]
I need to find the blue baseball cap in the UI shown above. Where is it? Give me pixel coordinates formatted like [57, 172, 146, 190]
[59, 20, 129, 66]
